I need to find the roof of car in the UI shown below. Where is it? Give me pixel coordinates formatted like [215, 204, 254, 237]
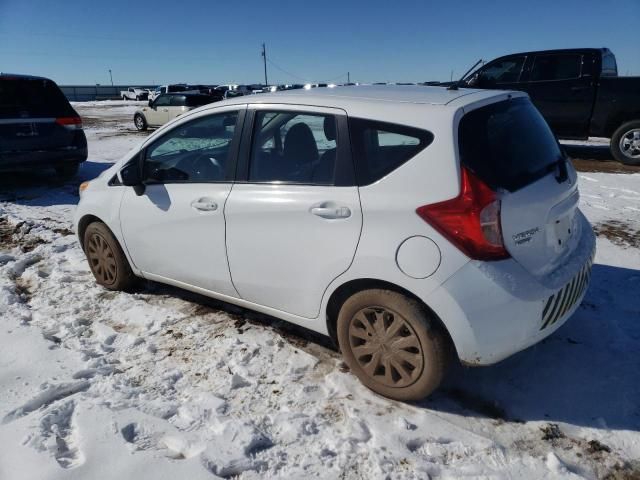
[0, 73, 53, 81]
[221, 85, 512, 108]
[490, 47, 611, 59]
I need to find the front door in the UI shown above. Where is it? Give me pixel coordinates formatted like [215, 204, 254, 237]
[119, 107, 244, 296]
[225, 106, 362, 319]
[146, 95, 171, 126]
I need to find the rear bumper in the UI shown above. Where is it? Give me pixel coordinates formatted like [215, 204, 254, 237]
[425, 211, 596, 365]
[0, 143, 87, 172]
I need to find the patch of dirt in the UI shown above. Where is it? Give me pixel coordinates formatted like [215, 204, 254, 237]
[14, 276, 33, 303]
[540, 423, 565, 441]
[53, 228, 74, 237]
[604, 461, 640, 480]
[594, 221, 640, 249]
[0, 217, 47, 252]
[564, 144, 640, 174]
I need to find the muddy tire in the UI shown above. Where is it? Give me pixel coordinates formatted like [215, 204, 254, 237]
[134, 114, 147, 131]
[337, 289, 450, 401]
[55, 163, 79, 180]
[611, 120, 640, 166]
[83, 222, 138, 291]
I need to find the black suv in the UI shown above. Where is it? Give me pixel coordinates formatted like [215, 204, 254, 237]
[0, 74, 87, 178]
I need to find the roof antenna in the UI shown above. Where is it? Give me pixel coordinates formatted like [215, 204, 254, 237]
[448, 59, 483, 90]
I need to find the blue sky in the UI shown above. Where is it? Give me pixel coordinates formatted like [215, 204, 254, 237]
[1, 0, 638, 85]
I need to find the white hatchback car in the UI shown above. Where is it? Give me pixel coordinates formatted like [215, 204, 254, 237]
[75, 86, 595, 400]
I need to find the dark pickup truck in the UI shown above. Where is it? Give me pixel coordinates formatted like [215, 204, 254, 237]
[458, 48, 640, 165]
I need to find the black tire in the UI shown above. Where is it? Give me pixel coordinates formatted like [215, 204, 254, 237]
[55, 163, 79, 180]
[122, 96, 127, 101]
[336, 289, 450, 401]
[611, 120, 640, 166]
[134, 114, 147, 131]
[83, 222, 138, 291]
[135, 95, 140, 101]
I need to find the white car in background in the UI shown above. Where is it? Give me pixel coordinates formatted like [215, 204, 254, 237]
[75, 86, 595, 401]
[120, 87, 149, 101]
[148, 84, 190, 101]
[133, 93, 217, 130]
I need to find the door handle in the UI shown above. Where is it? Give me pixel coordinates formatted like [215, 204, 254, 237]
[191, 198, 218, 211]
[310, 205, 351, 219]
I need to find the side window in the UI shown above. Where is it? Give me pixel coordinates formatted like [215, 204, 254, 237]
[154, 95, 171, 107]
[249, 111, 338, 184]
[143, 111, 238, 183]
[601, 54, 617, 76]
[160, 87, 167, 94]
[349, 118, 433, 186]
[169, 95, 186, 107]
[480, 57, 526, 84]
[530, 54, 582, 81]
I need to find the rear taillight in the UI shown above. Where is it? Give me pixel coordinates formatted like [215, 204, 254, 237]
[55, 116, 83, 130]
[416, 166, 510, 261]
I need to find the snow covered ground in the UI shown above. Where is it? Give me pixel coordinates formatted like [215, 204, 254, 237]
[0, 102, 639, 479]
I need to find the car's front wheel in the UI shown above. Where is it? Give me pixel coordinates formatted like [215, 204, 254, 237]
[134, 114, 147, 131]
[611, 120, 640, 165]
[83, 222, 138, 291]
[337, 289, 450, 401]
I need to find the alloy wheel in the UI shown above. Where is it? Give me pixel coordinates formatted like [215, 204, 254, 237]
[348, 306, 424, 388]
[86, 233, 117, 285]
[619, 128, 640, 160]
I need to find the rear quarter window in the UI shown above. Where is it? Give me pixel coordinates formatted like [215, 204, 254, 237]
[349, 118, 433, 185]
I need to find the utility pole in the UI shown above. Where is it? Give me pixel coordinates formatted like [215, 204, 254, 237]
[109, 69, 113, 86]
[261, 43, 268, 86]
[347, 71, 350, 83]
[450, 70, 454, 81]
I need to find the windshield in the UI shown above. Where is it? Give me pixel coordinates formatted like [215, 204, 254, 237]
[459, 97, 564, 192]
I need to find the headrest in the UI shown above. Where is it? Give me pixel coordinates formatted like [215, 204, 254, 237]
[323, 116, 336, 141]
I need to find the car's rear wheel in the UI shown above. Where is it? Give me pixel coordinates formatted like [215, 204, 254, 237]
[83, 222, 137, 291]
[55, 163, 79, 180]
[336, 289, 450, 401]
[134, 114, 147, 131]
[611, 120, 640, 165]
[122, 95, 127, 101]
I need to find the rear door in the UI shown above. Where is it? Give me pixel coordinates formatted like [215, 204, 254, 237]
[520, 53, 596, 138]
[0, 77, 79, 155]
[459, 97, 581, 278]
[224, 105, 362, 319]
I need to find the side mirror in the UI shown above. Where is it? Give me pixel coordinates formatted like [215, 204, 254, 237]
[120, 161, 145, 196]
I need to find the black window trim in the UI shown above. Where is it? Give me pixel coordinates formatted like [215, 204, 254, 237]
[235, 106, 356, 187]
[526, 53, 584, 84]
[127, 107, 246, 186]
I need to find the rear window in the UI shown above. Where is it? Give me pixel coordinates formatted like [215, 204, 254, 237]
[530, 54, 582, 81]
[349, 118, 433, 185]
[0, 77, 73, 118]
[185, 95, 214, 107]
[459, 97, 564, 192]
